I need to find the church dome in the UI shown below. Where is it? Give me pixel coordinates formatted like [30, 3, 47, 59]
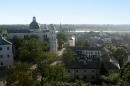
[29, 16, 39, 30]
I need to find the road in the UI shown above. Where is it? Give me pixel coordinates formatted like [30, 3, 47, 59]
[0, 81, 6, 86]
[50, 48, 65, 65]
[31, 48, 65, 69]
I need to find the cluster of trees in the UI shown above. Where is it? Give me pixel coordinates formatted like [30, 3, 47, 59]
[99, 46, 130, 86]
[109, 47, 128, 68]
[57, 32, 68, 50]
[0, 28, 7, 38]
[63, 48, 75, 64]
[12, 35, 52, 63]
[6, 35, 67, 86]
[6, 62, 70, 86]
[99, 62, 130, 86]
[5, 33, 130, 86]
[6, 35, 96, 86]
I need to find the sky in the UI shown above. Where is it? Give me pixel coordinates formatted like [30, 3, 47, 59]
[0, 0, 130, 24]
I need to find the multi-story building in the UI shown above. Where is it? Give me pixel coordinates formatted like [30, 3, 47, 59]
[65, 47, 120, 81]
[0, 36, 13, 67]
[7, 17, 57, 52]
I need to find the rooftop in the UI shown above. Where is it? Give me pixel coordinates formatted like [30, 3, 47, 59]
[0, 36, 12, 45]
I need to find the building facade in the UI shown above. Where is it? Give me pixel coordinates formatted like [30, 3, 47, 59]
[65, 47, 120, 81]
[7, 17, 57, 52]
[0, 36, 13, 67]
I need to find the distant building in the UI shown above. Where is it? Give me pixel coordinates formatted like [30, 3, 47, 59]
[69, 36, 75, 47]
[65, 47, 119, 81]
[0, 36, 13, 67]
[7, 17, 57, 52]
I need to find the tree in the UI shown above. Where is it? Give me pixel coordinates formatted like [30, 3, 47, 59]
[6, 62, 38, 86]
[57, 32, 68, 49]
[101, 73, 119, 85]
[17, 38, 49, 63]
[120, 62, 130, 85]
[33, 64, 69, 86]
[12, 36, 23, 50]
[63, 48, 75, 64]
[112, 47, 128, 68]
[46, 64, 69, 82]
[100, 62, 108, 76]
[0, 28, 7, 38]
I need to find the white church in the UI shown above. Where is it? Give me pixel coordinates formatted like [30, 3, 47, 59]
[7, 17, 58, 52]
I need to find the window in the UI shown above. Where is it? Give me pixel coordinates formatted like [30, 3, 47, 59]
[0, 55, 3, 58]
[0, 47, 2, 51]
[91, 76, 95, 79]
[76, 70, 78, 73]
[98, 51, 100, 55]
[83, 76, 86, 79]
[7, 55, 10, 58]
[75, 76, 79, 79]
[0, 62, 3, 65]
[7, 47, 9, 50]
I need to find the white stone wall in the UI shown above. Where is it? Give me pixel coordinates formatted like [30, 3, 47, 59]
[49, 29, 57, 52]
[69, 36, 75, 47]
[7, 30, 58, 52]
[0, 45, 13, 67]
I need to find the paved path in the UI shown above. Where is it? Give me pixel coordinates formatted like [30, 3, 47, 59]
[50, 48, 65, 65]
[31, 48, 66, 69]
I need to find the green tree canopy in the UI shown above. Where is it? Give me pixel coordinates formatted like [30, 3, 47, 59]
[57, 32, 68, 49]
[63, 48, 75, 64]
[17, 38, 50, 63]
[112, 47, 128, 68]
[6, 62, 38, 86]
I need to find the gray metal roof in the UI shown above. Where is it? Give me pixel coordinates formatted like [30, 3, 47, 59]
[7, 29, 31, 33]
[0, 36, 12, 45]
[65, 62, 100, 69]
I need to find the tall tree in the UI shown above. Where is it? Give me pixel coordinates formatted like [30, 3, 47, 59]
[63, 48, 75, 64]
[33, 64, 69, 86]
[17, 38, 49, 63]
[6, 62, 38, 86]
[57, 32, 68, 49]
[112, 47, 128, 68]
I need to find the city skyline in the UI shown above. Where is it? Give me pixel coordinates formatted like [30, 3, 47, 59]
[0, 0, 130, 24]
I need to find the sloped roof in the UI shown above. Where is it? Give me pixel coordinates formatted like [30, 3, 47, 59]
[70, 46, 102, 51]
[65, 61, 100, 69]
[7, 29, 31, 33]
[0, 36, 12, 45]
[104, 62, 119, 70]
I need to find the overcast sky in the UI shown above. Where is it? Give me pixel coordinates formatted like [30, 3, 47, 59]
[0, 0, 129, 24]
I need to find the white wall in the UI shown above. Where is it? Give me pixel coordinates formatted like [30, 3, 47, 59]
[0, 45, 13, 67]
[8, 30, 58, 52]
